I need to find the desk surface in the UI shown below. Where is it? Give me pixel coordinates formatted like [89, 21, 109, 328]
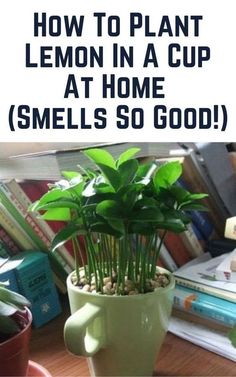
[30, 307, 236, 377]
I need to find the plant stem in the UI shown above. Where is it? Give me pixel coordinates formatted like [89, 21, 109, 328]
[72, 237, 80, 283]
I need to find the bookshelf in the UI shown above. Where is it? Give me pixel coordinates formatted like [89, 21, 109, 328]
[29, 298, 236, 376]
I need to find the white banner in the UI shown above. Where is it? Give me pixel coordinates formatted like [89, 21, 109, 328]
[0, 0, 235, 142]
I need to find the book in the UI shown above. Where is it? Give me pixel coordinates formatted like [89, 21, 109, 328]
[0, 183, 69, 284]
[173, 284, 236, 327]
[160, 230, 191, 267]
[169, 317, 236, 362]
[0, 203, 37, 250]
[179, 224, 204, 258]
[196, 143, 236, 217]
[174, 252, 236, 303]
[159, 242, 178, 272]
[13, 251, 62, 327]
[172, 308, 231, 333]
[0, 225, 21, 256]
[190, 210, 215, 241]
[180, 149, 227, 236]
[6, 179, 74, 272]
[207, 239, 236, 258]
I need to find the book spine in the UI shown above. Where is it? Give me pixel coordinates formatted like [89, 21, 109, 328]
[0, 225, 21, 255]
[6, 180, 74, 271]
[0, 240, 10, 258]
[190, 210, 215, 241]
[161, 231, 191, 267]
[172, 308, 231, 332]
[175, 276, 236, 303]
[174, 286, 236, 327]
[0, 186, 68, 284]
[0, 203, 37, 250]
[182, 155, 224, 236]
[179, 224, 204, 257]
[0, 183, 70, 275]
[159, 242, 178, 272]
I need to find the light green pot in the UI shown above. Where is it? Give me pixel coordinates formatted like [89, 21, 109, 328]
[64, 268, 175, 377]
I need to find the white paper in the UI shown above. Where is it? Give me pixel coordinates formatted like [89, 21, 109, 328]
[169, 317, 236, 362]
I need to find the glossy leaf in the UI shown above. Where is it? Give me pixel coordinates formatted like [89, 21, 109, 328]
[84, 148, 116, 169]
[116, 148, 140, 167]
[136, 161, 155, 181]
[41, 208, 72, 221]
[61, 171, 82, 180]
[51, 223, 87, 252]
[107, 219, 125, 234]
[170, 186, 190, 203]
[96, 200, 123, 219]
[29, 188, 71, 211]
[129, 208, 164, 222]
[180, 203, 208, 211]
[95, 182, 115, 194]
[154, 161, 182, 189]
[188, 193, 209, 200]
[34, 200, 80, 212]
[118, 159, 139, 186]
[156, 219, 187, 233]
[90, 222, 122, 237]
[96, 164, 121, 191]
[0, 287, 30, 312]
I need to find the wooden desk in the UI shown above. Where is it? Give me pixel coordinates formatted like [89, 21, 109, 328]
[30, 307, 236, 376]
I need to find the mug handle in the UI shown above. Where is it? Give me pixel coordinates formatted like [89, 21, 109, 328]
[64, 302, 105, 357]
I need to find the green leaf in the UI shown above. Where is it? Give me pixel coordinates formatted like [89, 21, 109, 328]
[29, 188, 71, 211]
[61, 171, 82, 180]
[134, 197, 158, 209]
[228, 327, 236, 347]
[163, 209, 191, 224]
[35, 200, 80, 212]
[51, 223, 86, 252]
[188, 193, 209, 200]
[136, 161, 155, 180]
[96, 200, 123, 219]
[154, 161, 182, 189]
[0, 315, 20, 335]
[180, 203, 208, 211]
[108, 219, 125, 234]
[129, 208, 164, 222]
[90, 222, 122, 237]
[130, 222, 156, 235]
[41, 208, 72, 221]
[97, 164, 121, 192]
[170, 186, 190, 203]
[84, 148, 116, 169]
[116, 148, 140, 167]
[156, 219, 186, 233]
[0, 286, 30, 310]
[95, 183, 115, 194]
[118, 159, 139, 186]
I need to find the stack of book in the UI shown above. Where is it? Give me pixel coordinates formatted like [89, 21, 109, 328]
[173, 252, 236, 333]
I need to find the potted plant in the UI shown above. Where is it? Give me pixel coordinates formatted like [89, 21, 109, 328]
[31, 147, 207, 376]
[0, 278, 31, 377]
